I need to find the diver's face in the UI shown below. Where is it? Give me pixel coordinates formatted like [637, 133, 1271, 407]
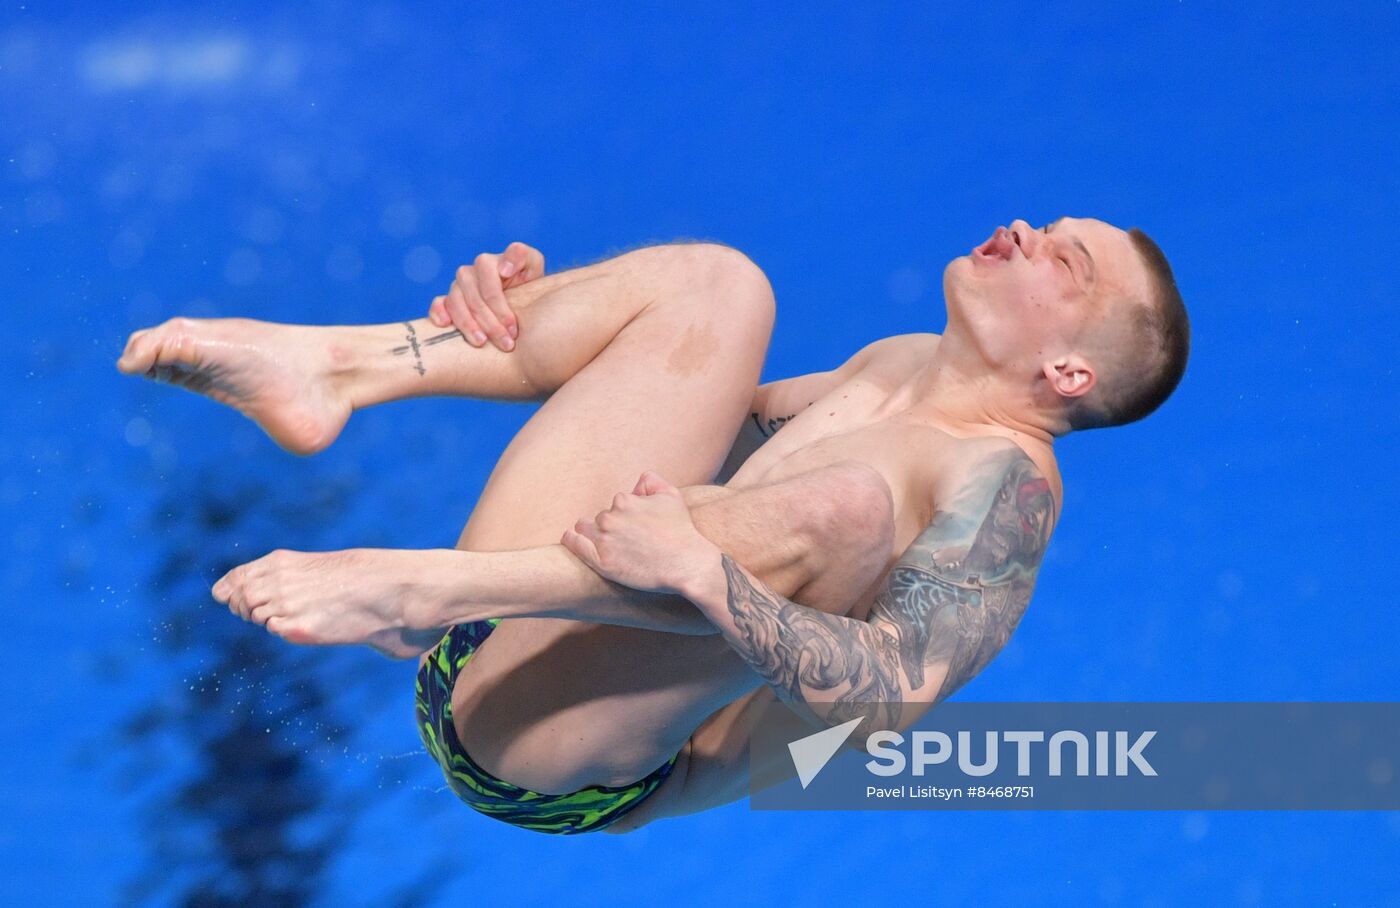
[943, 216, 1146, 369]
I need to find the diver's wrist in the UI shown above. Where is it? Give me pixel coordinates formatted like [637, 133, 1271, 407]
[674, 541, 728, 608]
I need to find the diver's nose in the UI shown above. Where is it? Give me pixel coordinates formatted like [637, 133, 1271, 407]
[1008, 218, 1036, 254]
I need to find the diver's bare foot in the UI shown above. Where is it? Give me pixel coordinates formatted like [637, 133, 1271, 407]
[117, 317, 352, 455]
[212, 548, 456, 659]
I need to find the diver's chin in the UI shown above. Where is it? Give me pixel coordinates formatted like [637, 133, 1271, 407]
[946, 255, 977, 281]
[944, 257, 985, 295]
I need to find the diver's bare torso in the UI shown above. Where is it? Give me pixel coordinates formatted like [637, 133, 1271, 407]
[450, 333, 1061, 791]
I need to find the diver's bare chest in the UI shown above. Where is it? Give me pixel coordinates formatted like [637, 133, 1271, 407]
[726, 379, 943, 540]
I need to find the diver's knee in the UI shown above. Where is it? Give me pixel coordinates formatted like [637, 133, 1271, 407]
[683, 243, 776, 331]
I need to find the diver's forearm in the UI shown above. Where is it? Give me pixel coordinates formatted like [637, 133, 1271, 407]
[418, 546, 720, 635]
[681, 548, 908, 731]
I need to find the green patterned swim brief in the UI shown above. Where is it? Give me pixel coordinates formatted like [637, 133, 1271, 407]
[415, 618, 679, 834]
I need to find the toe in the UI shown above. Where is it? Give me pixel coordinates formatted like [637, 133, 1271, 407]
[219, 568, 258, 620]
[265, 615, 306, 645]
[117, 329, 154, 373]
[249, 603, 275, 626]
[213, 563, 247, 604]
[230, 588, 251, 621]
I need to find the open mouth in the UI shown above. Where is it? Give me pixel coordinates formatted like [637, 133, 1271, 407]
[974, 227, 1018, 262]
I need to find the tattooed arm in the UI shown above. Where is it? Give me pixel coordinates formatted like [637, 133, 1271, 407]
[684, 448, 1056, 733]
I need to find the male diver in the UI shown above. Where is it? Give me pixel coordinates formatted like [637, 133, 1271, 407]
[117, 219, 1188, 833]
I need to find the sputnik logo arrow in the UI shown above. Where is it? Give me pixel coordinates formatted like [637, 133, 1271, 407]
[787, 717, 864, 789]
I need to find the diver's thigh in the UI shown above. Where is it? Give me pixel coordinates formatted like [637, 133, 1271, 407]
[456, 265, 774, 554]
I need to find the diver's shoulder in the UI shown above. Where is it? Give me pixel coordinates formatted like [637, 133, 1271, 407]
[948, 435, 1063, 520]
[845, 332, 941, 373]
[859, 331, 941, 359]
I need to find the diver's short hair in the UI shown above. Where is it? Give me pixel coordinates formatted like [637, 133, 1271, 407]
[1068, 227, 1190, 430]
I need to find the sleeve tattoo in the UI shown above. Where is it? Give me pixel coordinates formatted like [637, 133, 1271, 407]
[720, 451, 1055, 730]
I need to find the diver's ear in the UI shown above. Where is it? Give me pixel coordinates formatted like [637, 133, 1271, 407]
[1043, 355, 1096, 400]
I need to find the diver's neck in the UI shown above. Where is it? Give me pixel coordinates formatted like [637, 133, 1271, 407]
[887, 341, 1060, 449]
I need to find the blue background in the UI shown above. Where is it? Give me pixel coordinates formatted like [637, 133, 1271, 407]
[3, 1, 1398, 905]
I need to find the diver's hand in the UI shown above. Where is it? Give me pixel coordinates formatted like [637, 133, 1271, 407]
[428, 241, 545, 351]
[561, 471, 722, 597]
